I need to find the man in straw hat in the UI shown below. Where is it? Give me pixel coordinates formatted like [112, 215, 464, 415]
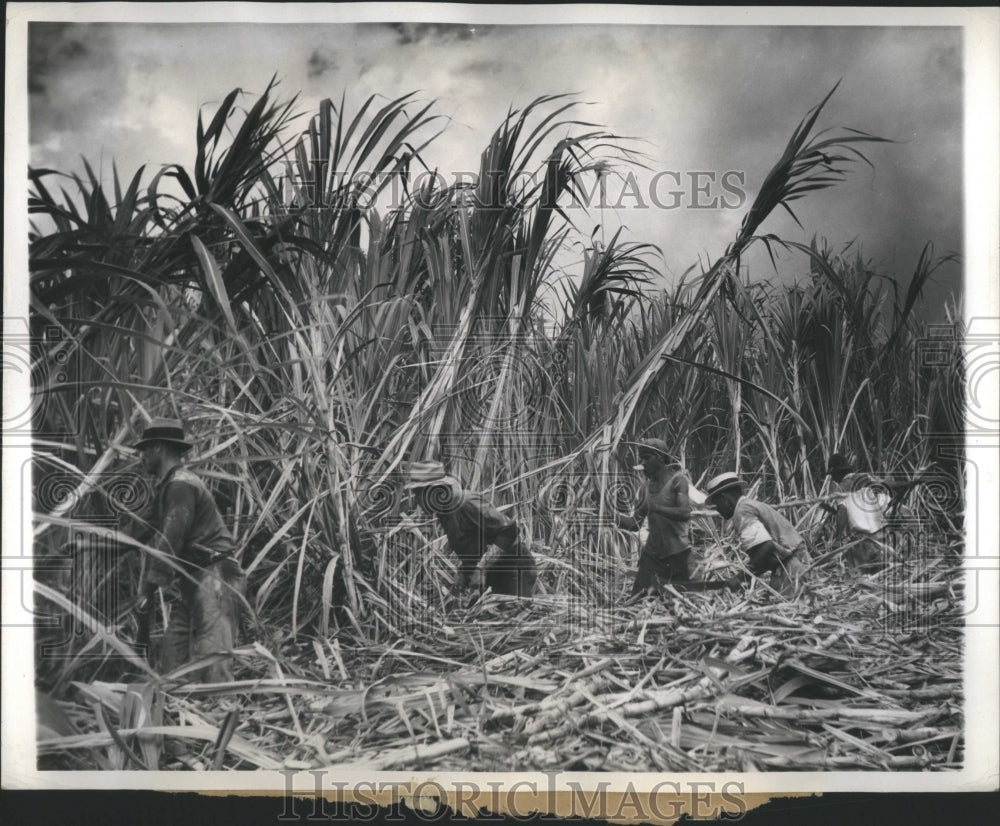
[704, 472, 807, 598]
[404, 461, 536, 597]
[131, 417, 246, 682]
[615, 438, 694, 598]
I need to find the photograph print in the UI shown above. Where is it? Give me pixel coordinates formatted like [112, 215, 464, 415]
[5, 2, 998, 797]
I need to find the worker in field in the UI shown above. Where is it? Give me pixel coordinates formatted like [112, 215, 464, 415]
[704, 472, 807, 598]
[404, 461, 537, 597]
[825, 453, 925, 571]
[615, 438, 694, 598]
[130, 418, 247, 682]
[825, 453, 887, 570]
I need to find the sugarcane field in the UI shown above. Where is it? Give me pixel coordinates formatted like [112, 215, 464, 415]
[12, 13, 997, 788]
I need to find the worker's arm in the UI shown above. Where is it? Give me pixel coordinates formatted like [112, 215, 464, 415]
[480, 502, 519, 553]
[616, 494, 647, 531]
[454, 556, 481, 590]
[475, 545, 507, 589]
[819, 495, 842, 516]
[882, 474, 925, 497]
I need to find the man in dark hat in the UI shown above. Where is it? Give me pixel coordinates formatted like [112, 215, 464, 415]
[131, 418, 246, 682]
[615, 439, 694, 598]
[704, 472, 807, 598]
[404, 461, 536, 598]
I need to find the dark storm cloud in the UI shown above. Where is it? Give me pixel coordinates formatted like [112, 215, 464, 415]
[28, 23, 121, 148]
[25, 22, 965, 317]
[308, 49, 338, 79]
[657, 26, 963, 314]
[388, 23, 487, 46]
[28, 23, 89, 94]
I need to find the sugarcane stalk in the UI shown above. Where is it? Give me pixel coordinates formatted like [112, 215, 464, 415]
[717, 704, 934, 725]
[321, 737, 470, 770]
[760, 754, 937, 769]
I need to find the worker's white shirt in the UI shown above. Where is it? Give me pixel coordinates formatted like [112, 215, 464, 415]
[843, 490, 889, 533]
[739, 517, 774, 550]
[833, 474, 889, 534]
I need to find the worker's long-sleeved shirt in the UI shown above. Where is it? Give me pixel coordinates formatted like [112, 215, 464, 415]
[143, 466, 235, 588]
[435, 490, 519, 573]
[731, 496, 804, 556]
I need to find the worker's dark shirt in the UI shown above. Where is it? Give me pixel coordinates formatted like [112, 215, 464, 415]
[435, 490, 518, 573]
[144, 466, 235, 588]
[632, 470, 691, 558]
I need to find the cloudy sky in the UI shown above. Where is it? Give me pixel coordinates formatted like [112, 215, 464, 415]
[27, 17, 965, 314]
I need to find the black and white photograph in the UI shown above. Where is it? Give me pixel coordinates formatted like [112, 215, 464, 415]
[3, 1, 998, 811]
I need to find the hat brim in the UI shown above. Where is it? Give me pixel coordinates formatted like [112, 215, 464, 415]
[705, 481, 742, 501]
[132, 437, 194, 453]
[688, 485, 707, 506]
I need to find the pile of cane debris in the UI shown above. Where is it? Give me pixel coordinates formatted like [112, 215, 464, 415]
[37, 552, 963, 772]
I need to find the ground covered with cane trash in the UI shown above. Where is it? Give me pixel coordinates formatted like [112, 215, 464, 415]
[37, 538, 963, 772]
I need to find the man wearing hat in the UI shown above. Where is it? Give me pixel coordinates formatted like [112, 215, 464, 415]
[704, 472, 807, 598]
[615, 438, 694, 598]
[131, 418, 246, 682]
[404, 461, 536, 597]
